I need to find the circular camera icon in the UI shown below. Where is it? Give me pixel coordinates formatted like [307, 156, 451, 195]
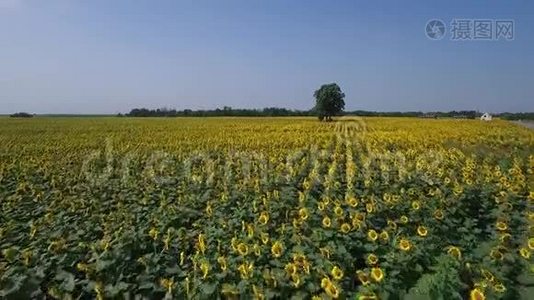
[425, 19, 446, 40]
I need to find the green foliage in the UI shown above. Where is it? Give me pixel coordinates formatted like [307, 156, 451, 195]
[407, 255, 464, 300]
[313, 83, 345, 121]
[0, 117, 532, 299]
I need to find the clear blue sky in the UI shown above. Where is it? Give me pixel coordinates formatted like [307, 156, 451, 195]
[1, 0, 533, 114]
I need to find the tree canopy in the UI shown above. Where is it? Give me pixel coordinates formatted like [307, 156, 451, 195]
[10, 112, 34, 118]
[313, 83, 345, 121]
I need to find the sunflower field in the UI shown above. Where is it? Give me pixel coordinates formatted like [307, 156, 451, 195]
[0, 116, 533, 299]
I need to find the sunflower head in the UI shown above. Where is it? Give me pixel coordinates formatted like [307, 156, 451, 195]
[321, 277, 331, 289]
[370, 267, 384, 282]
[285, 262, 298, 276]
[387, 219, 397, 230]
[217, 256, 227, 271]
[237, 243, 249, 256]
[481, 269, 494, 282]
[499, 233, 512, 244]
[367, 229, 378, 242]
[149, 227, 159, 240]
[340, 223, 351, 234]
[258, 212, 269, 225]
[379, 230, 389, 241]
[331, 266, 344, 280]
[356, 270, 370, 285]
[399, 238, 412, 251]
[200, 260, 209, 279]
[520, 247, 531, 259]
[260, 233, 269, 245]
[324, 281, 339, 298]
[334, 206, 344, 217]
[490, 249, 504, 261]
[298, 207, 309, 221]
[367, 253, 378, 265]
[495, 221, 508, 231]
[271, 241, 283, 258]
[447, 246, 462, 259]
[417, 225, 428, 237]
[469, 288, 485, 300]
[434, 209, 444, 220]
[493, 283, 506, 293]
[290, 273, 300, 287]
[347, 197, 358, 207]
[322, 216, 332, 228]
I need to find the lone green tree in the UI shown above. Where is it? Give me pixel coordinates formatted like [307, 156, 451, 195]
[313, 83, 345, 121]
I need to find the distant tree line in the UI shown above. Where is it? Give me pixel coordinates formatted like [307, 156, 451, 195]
[121, 107, 534, 120]
[122, 107, 310, 117]
[497, 112, 534, 120]
[10, 112, 34, 118]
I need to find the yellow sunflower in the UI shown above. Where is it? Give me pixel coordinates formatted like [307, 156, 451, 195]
[260, 233, 269, 245]
[320, 277, 330, 289]
[331, 266, 344, 280]
[258, 212, 269, 225]
[493, 283, 506, 293]
[370, 267, 384, 282]
[324, 281, 339, 299]
[434, 209, 444, 220]
[271, 241, 283, 258]
[237, 243, 249, 256]
[367, 229, 378, 242]
[499, 233, 512, 244]
[469, 288, 485, 300]
[481, 269, 494, 282]
[347, 197, 358, 207]
[298, 207, 309, 221]
[355, 213, 365, 222]
[356, 270, 370, 285]
[387, 219, 397, 231]
[322, 216, 332, 228]
[367, 253, 378, 265]
[217, 256, 227, 271]
[285, 262, 298, 276]
[447, 246, 462, 260]
[495, 221, 508, 231]
[399, 238, 412, 251]
[417, 225, 428, 237]
[340, 223, 351, 234]
[490, 249, 504, 261]
[519, 247, 531, 259]
[379, 230, 389, 241]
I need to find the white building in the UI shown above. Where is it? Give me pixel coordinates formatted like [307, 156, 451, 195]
[480, 113, 492, 121]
